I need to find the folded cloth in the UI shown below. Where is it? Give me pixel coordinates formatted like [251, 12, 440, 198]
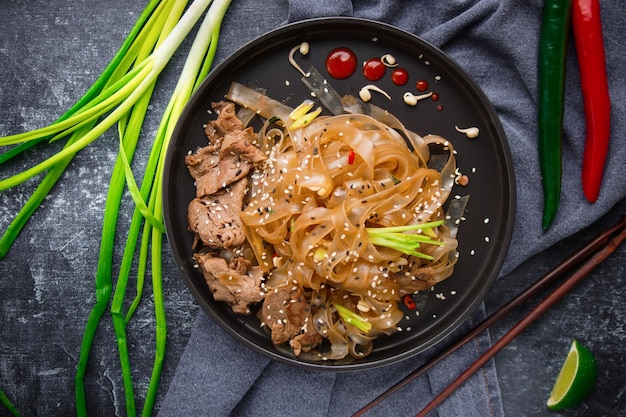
[158, 304, 500, 417]
[159, 0, 626, 415]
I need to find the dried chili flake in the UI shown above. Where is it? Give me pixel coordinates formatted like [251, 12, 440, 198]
[402, 294, 417, 310]
[348, 149, 356, 164]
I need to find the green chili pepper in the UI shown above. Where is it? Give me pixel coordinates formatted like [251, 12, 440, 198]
[537, 0, 572, 229]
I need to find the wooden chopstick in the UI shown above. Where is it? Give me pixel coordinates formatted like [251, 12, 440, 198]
[352, 215, 626, 417]
[415, 220, 626, 416]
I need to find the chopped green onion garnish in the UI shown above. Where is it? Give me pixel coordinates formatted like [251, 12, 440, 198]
[289, 106, 322, 130]
[288, 99, 315, 120]
[335, 304, 372, 333]
[366, 220, 445, 260]
[313, 247, 327, 262]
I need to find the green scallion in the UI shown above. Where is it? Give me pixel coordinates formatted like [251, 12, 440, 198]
[0, 0, 233, 416]
[366, 220, 445, 260]
[0, 387, 21, 417]
[334, 303, 373, 333]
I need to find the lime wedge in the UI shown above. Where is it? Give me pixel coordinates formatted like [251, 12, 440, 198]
[547, 340, 598, 410]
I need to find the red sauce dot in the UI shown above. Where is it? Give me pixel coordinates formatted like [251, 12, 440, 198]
[437, 105, 444, 111]
[363, 58, 386, 81]
[416, 80, 429, 91]
[326, 47, 357, 79]
[431, 93, 440, 101]
[391, 68, 409, 86]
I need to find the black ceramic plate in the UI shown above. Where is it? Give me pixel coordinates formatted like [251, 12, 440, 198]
[163, 17, 515, 371]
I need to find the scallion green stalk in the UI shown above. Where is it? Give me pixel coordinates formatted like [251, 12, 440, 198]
[103, 3, 184, 415]
[133, 3, 232, 413]
[73, 2, 188, 414]
[0, 0, 166, 259]
[0, 0, 214, 192]
[334, 304, 372, 333]
[1, 1, 233, 415]
[104, 0, 231, 416]
[0, 387, 21, 417]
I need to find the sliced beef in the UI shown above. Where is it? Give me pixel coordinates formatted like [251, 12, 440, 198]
[186, 127, 266, 197]
[187, 177, 248, 249]
[185, 145, 219, 183]
[194, 252, 265, 315]
[186, 101, 273, 318]
[395, 265, 437, 294]
[291, 324, 323, 357]
[219, 128, 267, 163]
[260, 285, 322, 356]
[204, 101, 244, 143]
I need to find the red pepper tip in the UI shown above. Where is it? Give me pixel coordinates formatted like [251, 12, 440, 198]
[583, 186, 599, 203]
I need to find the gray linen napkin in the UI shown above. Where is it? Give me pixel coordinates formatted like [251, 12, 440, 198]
[159, 0, 626, 415]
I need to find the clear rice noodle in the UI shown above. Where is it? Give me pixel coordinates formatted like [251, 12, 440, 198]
[225, 84, 461, 360]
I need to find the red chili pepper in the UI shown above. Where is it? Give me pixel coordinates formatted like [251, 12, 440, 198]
[572, 0, 611, 203]
[348, 149, 356, 164]
[402, 294, 417, 310]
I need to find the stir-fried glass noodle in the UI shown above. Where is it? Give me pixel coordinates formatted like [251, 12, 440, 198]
[247, 116, 457, 358]
[186, 86, 460, 360]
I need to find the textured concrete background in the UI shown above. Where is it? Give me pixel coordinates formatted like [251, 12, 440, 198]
[0, 1, 625, 416]
[485, 200, 626, 417]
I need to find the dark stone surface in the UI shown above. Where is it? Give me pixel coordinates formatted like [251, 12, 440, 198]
[1, 1, 624, 416]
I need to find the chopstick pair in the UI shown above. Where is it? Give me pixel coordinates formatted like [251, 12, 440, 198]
[352, 214, 626, 417]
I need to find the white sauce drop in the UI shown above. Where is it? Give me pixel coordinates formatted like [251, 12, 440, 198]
[403, 91, 433, 106]
[381, 53, 398, 67]
[359, 85, 391, 102]
[288, 42, 309, 76]
[455, 125, 480, 138]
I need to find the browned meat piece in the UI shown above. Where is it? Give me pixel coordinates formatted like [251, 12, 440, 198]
[185, 145, 219, 182]
[187, 178, 248, 249]
[186, 127, 266, 197]
[219, 128, 267, 163]
[194, 253, 265, 315]
[204, 101, 244, 143]
[260, 285, 322, 356]
[395, 266, 436, 295]
[291, 325, 323, 357]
